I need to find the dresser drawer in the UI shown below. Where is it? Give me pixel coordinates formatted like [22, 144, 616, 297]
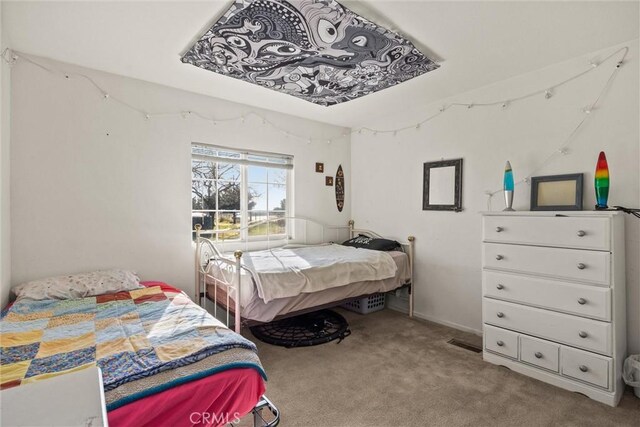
[483, 271, 611, 320]
[484, 325, 518, 359]
[483, 216, 610, 250]
[561, 347, 611, 389]
[520, 335, 560, 372]
[483, 299, 612, 355]
[483, 243, 610, 286]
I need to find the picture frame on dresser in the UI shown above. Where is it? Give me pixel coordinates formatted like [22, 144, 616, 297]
[530, 173, 583, 211]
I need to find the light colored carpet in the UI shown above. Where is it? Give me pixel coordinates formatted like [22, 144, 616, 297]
[244, 308, 640, 427]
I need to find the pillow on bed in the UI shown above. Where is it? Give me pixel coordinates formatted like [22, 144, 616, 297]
[342, 235, 402, 251]
[13, 269, 143, 301]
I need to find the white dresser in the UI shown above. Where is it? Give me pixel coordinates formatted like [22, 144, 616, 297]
[481, 212, 626, 406]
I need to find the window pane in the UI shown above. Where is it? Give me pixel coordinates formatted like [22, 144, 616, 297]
[268, 184, 286, 211]
[192, 212, 215, 239]
[192, 160, 216, 180]
[218, 181, 240, 211]
[218, 163, 240, 181]
[217, 212, 240, 240]
[268, 211, 287, 235]
[248, 165, 267, 183]
[268, 168, 287, 185]
[192, 180, 216, 210]
[248, 183, 267, 212]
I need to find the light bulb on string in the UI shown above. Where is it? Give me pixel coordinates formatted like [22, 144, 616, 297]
[544, 89, 553, 99]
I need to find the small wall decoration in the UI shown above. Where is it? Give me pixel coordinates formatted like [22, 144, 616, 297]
[315, 162, 324, 173]
[423, 158, 463, 212]
[181, 0, 439, 106]
[325, 176, 334, 186]
[594, 151, 610, 209]
[503, 161, 515, 211]
[530, 173, 584, 211]
[335, 165, 344, 212]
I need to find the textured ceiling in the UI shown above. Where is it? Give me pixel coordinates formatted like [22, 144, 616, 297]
[2, 1, 638, 128]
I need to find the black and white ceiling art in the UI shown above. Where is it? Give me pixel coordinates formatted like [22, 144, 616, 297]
[181, 0, 439, 106]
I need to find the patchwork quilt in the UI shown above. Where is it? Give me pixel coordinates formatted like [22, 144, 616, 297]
[0, 285, 266, 409]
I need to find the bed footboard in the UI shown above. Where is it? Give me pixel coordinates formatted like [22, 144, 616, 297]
[348, 220, 415, 318]
[195, 224, 243, 334]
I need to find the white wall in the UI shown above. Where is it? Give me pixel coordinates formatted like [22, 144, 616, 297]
[352, 40, 640, 352]
[1, 5, 12, 309]
[10, 56, 350, 299]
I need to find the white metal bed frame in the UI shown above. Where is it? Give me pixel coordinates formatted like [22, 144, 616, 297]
[194, 218, 415, 334]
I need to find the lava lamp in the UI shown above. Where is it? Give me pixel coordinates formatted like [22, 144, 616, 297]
[503, 161, 515, 211]
[594, 151, 609, 209]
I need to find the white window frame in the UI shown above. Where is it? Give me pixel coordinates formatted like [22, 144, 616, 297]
[191, 143, 293, 242]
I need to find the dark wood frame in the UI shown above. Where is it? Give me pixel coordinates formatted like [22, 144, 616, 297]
[530, 173, 584, 211]
[325, 176, 333, 186]
[423, 158, 463, 212]
[315, 162, 324, 173]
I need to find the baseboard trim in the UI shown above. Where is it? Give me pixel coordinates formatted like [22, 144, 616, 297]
[387, 303, 483, 336]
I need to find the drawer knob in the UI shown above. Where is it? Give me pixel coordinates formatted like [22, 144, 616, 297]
[578, 297, 587, 305]
[577, 230, 586, 237]
[496, 340, 504, 347]
[579, 365, 589, 373]
[496, 226, 504, 232]
[579, 331, 589, 338]
[496, 312, 504, 318]
[496, 284, 504, 290]
[534, 352, 543, 359]
[577, 263, 586, 270]
[496, 255, 504, 261]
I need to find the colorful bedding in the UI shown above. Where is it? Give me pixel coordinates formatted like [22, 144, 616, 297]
[0, 282, 266, 412]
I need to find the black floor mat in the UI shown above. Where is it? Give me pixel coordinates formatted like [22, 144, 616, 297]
[250, 310, 351, 348]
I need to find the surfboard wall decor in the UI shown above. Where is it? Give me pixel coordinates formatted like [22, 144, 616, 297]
[335, 165, 345, 212]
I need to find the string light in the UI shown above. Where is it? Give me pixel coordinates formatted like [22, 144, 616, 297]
[484, 45, 627, 210]
[353, 46, 627, 135]
[5, 50, 349, 145]
[5, 45, 628, 145]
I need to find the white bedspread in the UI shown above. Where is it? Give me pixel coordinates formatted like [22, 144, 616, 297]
[243, 244, 398, 303]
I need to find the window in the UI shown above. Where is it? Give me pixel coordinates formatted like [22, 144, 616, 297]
[191, 144, 292, 241]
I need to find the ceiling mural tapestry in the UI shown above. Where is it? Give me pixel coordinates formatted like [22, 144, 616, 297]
[181, 0, 440, 106]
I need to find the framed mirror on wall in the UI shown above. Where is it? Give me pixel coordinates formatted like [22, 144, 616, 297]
[423, 158, 463, 212]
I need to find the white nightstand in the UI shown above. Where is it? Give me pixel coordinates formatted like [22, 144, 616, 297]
[0, 366, 108, 426]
